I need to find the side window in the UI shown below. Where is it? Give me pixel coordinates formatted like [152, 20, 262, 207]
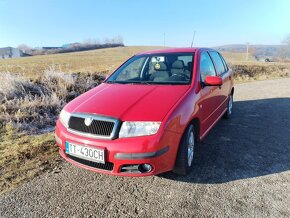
[219, 54, 229, 71]
[200, 52, 216, 82]
[209, 51, 226, 75]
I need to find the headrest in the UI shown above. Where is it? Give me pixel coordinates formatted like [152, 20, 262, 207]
[154, 62, 167, 71]
[172, 60, 184, 69]
[188, 61, 193, 70]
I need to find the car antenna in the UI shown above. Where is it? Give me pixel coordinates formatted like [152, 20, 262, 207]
[191, 31, 196, 48]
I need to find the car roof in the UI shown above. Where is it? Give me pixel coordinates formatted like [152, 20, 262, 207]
[137, 47, 215, 55]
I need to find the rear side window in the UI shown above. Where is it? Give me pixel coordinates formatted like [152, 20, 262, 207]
[219, 54, 229, 71]
[209, 51, 226, 75]
[200, 52, 216, 82]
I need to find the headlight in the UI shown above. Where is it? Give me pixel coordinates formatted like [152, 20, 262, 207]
[59, 109, 71, 128]
[119, 122, 161, 138]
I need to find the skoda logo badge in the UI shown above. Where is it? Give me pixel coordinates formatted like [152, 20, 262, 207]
[84, 117, 93, 126]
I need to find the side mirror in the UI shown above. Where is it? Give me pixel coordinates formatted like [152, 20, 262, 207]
[204, 76, 223, 86]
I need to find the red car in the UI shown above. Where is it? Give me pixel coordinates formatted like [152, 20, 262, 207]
[55, 48, 234, 176]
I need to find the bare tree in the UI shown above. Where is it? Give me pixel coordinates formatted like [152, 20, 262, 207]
[103, 36, 124, 45]
[17, 44, 31, 53]
[280, 35, 290, 60]
[282, 35, 290, 45]
[82, 38, 99, 45]
[103, 37, 111, 44]
[249, 46, 257, 60]
[112, 35, 124, 44]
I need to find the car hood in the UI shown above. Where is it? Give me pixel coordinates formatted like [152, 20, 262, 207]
[65, 83, 190, 121]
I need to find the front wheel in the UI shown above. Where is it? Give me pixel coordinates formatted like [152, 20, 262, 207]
[223, 94, 233, 119]
[173, 124, 197, 175]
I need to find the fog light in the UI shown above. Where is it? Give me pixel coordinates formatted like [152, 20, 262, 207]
[139, 164, 153, 173]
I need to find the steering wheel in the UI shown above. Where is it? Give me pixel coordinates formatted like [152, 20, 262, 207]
[171, 73, 190, 80]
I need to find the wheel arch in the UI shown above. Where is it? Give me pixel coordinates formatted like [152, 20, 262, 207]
[190, 117, 200, 141]
[172, 116, 200, 174]
[177, 117, 201, 151]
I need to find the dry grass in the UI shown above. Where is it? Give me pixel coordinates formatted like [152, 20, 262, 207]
[0, 69, 104, 133]
[0, 46, 290, 195]
[0, 130, 58, 195]
[0, 69, 105, 194]
[230, 62, 290, 82]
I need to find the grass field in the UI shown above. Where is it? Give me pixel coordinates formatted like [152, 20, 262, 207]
[0, 46, 290, 194]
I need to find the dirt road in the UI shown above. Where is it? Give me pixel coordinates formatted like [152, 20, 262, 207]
[1, 78, 290, 217]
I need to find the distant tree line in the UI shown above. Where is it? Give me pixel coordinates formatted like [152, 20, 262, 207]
[17, 36, 124, 56]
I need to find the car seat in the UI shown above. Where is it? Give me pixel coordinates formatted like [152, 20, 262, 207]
[149, 62, 170, 82]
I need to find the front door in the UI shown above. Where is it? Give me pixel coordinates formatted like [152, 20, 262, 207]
[197, 51, 221, 137]
[209, 51, 231, 114]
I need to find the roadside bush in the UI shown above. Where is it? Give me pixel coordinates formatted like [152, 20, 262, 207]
[0, 68, 105, 133]
[230, 63, 290, 82]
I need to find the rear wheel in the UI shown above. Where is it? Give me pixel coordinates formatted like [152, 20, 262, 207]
[223, 94, 233, 119]
[173, 124, 197, 175]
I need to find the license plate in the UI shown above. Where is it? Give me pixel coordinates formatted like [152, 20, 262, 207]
[65, 142, 105, 163]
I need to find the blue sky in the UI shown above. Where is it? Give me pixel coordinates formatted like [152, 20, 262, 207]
[0, 0, 289, 47]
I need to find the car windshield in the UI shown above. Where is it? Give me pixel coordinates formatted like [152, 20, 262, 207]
[106, 53, 194, 85]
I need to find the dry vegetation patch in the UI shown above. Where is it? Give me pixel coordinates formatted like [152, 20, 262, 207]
[230, 62, 290, 82]
[0, 130, 58, 195]
[0, 69, 105, 194]
[0, 68, 104, 133]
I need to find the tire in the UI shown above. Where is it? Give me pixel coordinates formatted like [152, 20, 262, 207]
[173, 124, 197, 175]
[223, 94, 233, 119]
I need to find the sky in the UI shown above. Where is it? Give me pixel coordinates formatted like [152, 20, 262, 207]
[0, 0, 290, 48]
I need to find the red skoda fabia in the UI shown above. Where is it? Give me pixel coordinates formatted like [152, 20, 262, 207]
[55, 48, 234, 176]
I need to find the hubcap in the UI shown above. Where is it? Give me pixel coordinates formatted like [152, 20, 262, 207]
[228, 95, 233, 114]
[187, 130, 195, 167]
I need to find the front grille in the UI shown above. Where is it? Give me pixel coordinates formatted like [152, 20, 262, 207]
[67, 154, 114, 171]
[68, 114, 118, 139]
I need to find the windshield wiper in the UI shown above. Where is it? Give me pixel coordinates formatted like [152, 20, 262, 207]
[106, 81, 127, 84]
[138, 81, 153, 85]
[106, 81, 188, 85]
[106, 81, 152, 85]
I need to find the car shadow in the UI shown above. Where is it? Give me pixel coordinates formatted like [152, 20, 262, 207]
[160, 98, 290, 184]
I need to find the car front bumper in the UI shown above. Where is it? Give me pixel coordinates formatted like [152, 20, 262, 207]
[55, 120, 181, 176]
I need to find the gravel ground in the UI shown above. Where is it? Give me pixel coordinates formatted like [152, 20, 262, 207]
[1, 78, 290, 218]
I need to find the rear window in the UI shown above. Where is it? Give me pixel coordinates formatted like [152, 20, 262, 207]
[209, 51, 226, 75]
